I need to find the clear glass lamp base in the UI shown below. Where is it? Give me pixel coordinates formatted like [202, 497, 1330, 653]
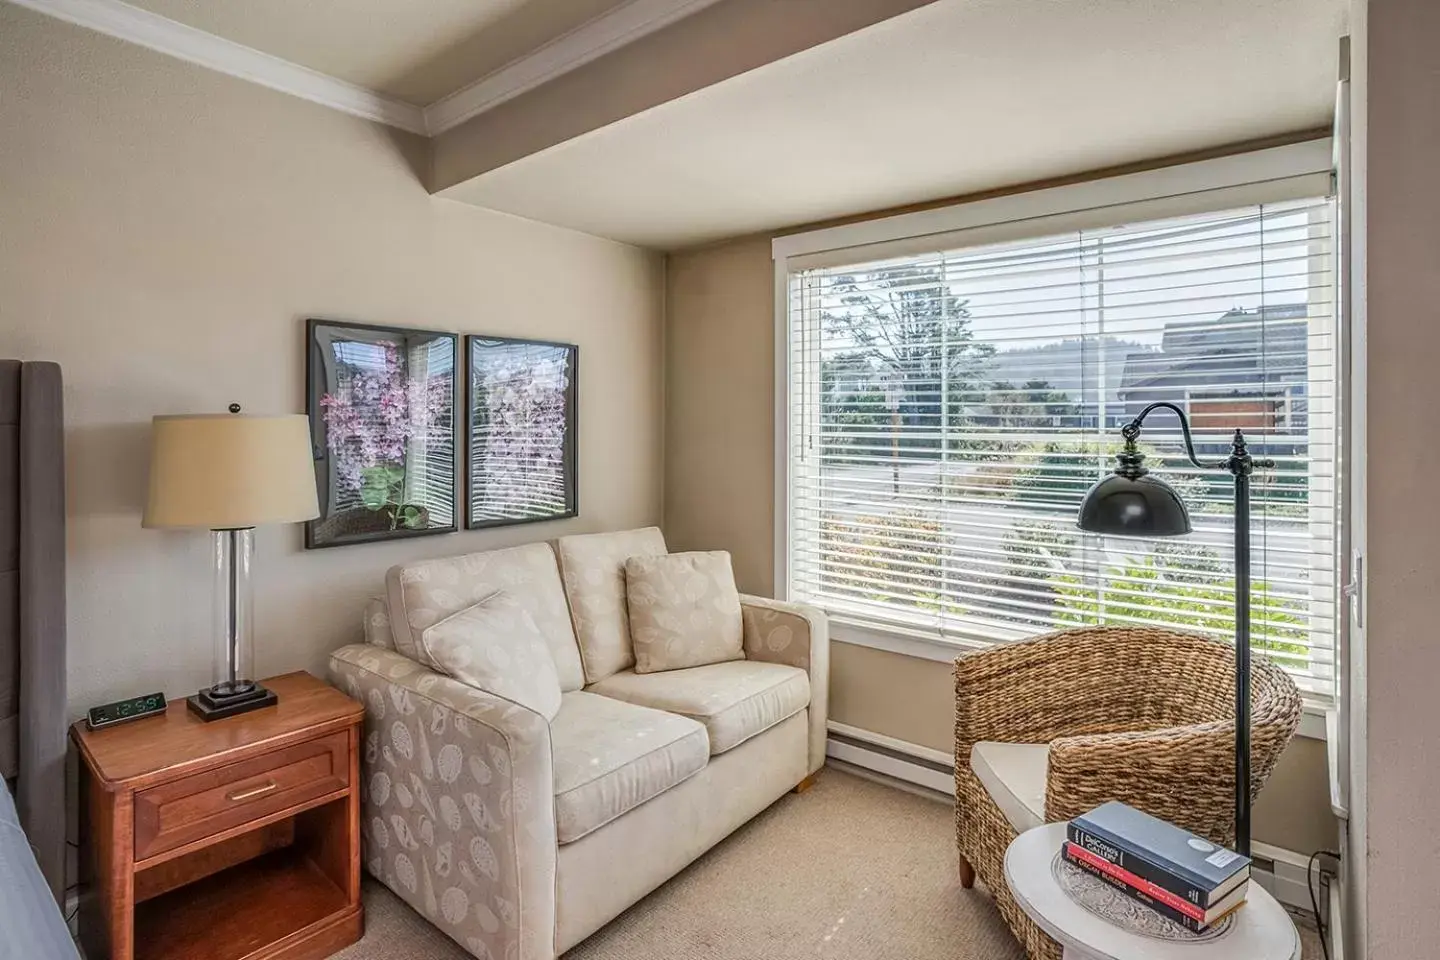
[213, 528, 256, 690]
[190, 528, 277, 721]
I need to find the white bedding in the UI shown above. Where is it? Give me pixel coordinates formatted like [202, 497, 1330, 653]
[0, 783, 79, 960]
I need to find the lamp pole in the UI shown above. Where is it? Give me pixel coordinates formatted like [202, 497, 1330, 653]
[1096, 402, 1272, 857]
[1226, 428, 1259, 858]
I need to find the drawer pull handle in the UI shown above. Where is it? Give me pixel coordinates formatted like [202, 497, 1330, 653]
[226, 780, 279, 802]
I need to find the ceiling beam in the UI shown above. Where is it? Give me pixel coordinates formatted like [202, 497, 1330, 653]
[423, 0, 729, 136]
[432, 0, 943, 192]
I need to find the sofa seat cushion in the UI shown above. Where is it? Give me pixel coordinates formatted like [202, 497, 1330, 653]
[970, 741, 1048, 833]
[551, 691, 709, 844]
[386, 542, 585, 691]
[586, 661, 810, 756]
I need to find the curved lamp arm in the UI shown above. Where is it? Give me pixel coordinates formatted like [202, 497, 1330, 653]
[1122, 400, 1275, 476]
[1122, 401, 1219, 471]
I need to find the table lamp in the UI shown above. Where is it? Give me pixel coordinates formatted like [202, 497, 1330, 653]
[1076, 399, 1273, 857]
[144, 404, 319, 720]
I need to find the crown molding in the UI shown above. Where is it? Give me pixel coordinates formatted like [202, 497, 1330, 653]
[7, 0, 429, 135]
[422, 0, 727, 135]
[8, 0, 726, 138]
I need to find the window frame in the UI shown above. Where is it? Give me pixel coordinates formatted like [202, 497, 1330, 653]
[772, 139, 1337, 734]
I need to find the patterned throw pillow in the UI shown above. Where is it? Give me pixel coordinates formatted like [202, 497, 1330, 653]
[419, 591, 563, 720]
[625, 551, 744, 674]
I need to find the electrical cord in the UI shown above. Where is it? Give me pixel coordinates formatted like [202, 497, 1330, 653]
[1308, 849, 1341, 960]
[60, 840, 83, 934]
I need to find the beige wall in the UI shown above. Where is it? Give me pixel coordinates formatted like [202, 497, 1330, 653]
[0, 5, 665, 717]
[1361, 0, 1440, 954]
[665, 231, 1337, 854]
[664, 235, 776, 596]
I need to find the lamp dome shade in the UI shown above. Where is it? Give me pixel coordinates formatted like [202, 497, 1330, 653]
[1076, 472, 1193, 537]
[144, 413, 319, 529]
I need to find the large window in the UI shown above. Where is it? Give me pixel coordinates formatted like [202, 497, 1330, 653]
[785, 196, 1337, 698]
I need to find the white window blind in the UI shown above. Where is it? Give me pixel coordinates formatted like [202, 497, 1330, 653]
[786, 197, 1337, 698]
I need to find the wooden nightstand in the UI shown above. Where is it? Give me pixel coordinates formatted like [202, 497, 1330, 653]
[72, 672, 365, 960]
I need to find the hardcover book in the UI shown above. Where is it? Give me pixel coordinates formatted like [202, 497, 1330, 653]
[1068, 801, 1251, 907]
[1062, 844, 1247, 933]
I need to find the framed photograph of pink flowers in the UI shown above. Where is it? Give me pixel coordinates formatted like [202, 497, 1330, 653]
[305, 319, 459, 548]
[465, 335, 578, 529]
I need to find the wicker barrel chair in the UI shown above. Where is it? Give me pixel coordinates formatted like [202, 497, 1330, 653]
[953, 626, 1303, 960]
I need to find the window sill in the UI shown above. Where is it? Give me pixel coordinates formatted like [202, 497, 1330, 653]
[829, 616, 1331, 741]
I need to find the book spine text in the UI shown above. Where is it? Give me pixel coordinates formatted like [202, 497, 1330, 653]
[1062, 846, 1209, 933]
[1065, 843, 1207, 921]
[1067, 823, 1208, 905]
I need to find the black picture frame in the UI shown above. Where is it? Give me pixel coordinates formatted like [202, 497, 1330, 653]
[305, 318, 460, 549]
[464, 335, 579, 530]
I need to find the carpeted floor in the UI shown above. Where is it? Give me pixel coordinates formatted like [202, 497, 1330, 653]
[333, 769, 1323, 959]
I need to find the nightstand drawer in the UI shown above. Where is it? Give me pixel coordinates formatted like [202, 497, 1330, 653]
[133, 731, 349, 861]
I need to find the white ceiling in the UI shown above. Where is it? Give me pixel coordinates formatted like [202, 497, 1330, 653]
[441, 0, 1346, 250]
[120, 0, 632, 104]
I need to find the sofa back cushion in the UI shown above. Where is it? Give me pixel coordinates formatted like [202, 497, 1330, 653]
[361, 597, 393, 650]
[555, 527, 667, 683]
[386, 542, 585, 691]
[420, 592, 563, 720]
[625, 551, 744, 674]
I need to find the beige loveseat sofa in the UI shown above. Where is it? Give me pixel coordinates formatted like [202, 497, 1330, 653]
[328, 527, 829, 960]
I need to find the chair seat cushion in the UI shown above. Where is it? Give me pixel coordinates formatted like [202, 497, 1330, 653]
[551, 691, 709, 844]
[970, 741, 1049, 833]
[586, 661, 809, 755]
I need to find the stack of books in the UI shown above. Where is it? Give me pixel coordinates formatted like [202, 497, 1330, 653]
[1063, 801, 1251, 933]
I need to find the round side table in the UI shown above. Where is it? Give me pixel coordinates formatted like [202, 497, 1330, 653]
[1004, 822, 1301, 960]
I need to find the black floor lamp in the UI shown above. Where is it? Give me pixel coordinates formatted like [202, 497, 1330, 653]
[1075, 400, 1273, 858]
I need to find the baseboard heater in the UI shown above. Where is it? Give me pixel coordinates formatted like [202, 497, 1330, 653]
[825, 726, 954, 795]
[824, 724, 1318, 914]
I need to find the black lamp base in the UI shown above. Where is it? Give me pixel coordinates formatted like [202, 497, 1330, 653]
[186, 681, 278, 721]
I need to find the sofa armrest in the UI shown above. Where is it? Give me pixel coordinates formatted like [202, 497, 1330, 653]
[329, 644, 558, 960]
[740, 595, 829, 774]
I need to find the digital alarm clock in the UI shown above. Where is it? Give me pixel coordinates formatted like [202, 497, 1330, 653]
[86, 692, 168, 730]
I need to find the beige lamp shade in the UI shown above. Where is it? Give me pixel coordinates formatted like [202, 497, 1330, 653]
[143, 413, 320, 529]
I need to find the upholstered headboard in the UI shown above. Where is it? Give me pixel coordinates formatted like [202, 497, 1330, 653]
[0, 360, 67, 902]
